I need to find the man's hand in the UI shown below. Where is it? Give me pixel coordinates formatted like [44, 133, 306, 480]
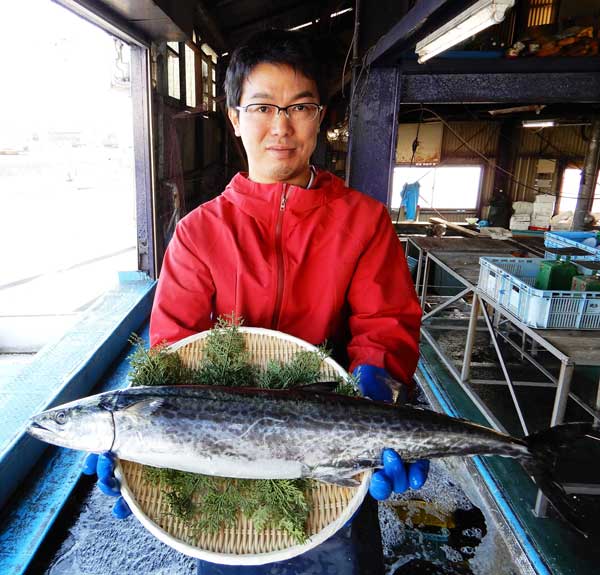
[82, 452, 132, 519]
[352, 364, 430, 501]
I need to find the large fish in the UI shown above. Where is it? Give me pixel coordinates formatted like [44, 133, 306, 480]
[27, 385, 597, 535]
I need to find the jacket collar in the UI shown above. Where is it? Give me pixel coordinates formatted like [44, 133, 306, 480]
[222, 170, 346, 224]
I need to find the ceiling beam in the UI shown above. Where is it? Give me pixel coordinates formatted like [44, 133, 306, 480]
[195, 0, 228, 53]
[223, 1, 312, 36]
[399, 71, 600, 104]
[365, 0, 452, 66]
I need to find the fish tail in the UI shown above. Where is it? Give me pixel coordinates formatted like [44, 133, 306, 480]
[522, 423, 600, 538]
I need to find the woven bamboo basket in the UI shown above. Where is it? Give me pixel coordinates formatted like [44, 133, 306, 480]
[114, 327, 370, 565]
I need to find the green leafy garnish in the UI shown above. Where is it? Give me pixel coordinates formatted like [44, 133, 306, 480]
[128, 316, 358, 543]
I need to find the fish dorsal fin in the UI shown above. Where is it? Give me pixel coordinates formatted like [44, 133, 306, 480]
[121, 398, 166, 417]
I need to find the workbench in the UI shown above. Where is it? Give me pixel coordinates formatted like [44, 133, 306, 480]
[406, 236, 521, 300]
[417, 248, 600, 517]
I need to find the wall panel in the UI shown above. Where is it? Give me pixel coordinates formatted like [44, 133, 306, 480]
[441, 122, 500, 160]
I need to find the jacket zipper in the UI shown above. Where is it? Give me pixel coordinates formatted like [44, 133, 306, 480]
[271, 183, 289, 329]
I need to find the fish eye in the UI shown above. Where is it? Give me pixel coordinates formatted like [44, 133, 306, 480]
[55, 411, 67, 425]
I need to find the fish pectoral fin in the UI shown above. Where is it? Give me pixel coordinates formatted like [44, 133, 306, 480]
[311, 461, 372, 487]
[316, 475, 362, 487]
[295, 381, 339, 393]
[121, 398, 166, 417]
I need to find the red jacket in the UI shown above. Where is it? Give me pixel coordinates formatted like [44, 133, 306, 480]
[150, 170, 421, 387]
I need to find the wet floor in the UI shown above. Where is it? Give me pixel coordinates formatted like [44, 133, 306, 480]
[380, 461, 527, 575]
[28, 475, 197, 575]
[26, 457, 528, 575]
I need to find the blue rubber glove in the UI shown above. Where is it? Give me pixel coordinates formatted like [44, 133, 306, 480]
[352, 364, 430, 500]
[82, 452, 132, 519]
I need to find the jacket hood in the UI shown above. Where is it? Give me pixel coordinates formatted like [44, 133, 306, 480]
[222, 170, 348, 223]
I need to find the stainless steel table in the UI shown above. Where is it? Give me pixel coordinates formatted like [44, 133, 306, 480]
[406, 237, 520, 300]
[418, 249, 600, 517]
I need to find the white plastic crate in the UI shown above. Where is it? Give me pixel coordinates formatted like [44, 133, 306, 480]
[544, 231, 600, 260]
[478, 257, 600, 329]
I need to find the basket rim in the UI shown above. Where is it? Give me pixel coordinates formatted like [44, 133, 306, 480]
[116, 327, 371, 564]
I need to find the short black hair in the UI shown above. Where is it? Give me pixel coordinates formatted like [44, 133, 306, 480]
[224, 29, 327, 109]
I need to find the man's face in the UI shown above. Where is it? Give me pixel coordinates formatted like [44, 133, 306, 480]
[228, 63, 325, 186]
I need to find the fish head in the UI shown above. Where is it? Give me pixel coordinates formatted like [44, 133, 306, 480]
[27, 394, 115, 452]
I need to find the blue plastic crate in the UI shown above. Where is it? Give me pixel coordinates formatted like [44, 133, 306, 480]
[544, 231, 600, 260]
[478, 257, 600, 329]
[407, 255, 418, 278]
[543, 249, 598, 263]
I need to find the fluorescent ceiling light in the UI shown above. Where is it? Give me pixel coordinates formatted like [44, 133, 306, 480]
[330, 8, 353, 18]
[522, 120, 556, 128]
[288, 20, 313, 31]
[415, 0, 515, 63]
[288, 7, 353, 31]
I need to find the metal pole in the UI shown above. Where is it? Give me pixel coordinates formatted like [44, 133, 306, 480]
[420, 254, 431, 309]
[420, 328, 507, 433]
[534, 489, 548, 518]
[572, 117, 600, 230]
[345, 0, 360, 186]
[461, 292, 480, 382]
[595, 375, 600, 429]
[550, 362, 575, 426]
[422, 287, 472, 321]
[480, 302, 529, 436]
[415, 246, 424, 298]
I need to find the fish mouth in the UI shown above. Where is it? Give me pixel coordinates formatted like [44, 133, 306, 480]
[27, 419, 55, 440]
[29, 421, 49, 432]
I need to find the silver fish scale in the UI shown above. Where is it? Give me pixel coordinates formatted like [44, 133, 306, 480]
[105, 386, 530, 481]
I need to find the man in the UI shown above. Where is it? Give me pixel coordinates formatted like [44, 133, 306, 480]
[88, 29, 427, 574]
[150, 30, 422, 397]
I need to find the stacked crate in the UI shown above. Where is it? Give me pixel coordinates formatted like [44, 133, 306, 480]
[477, 231, 600, 329]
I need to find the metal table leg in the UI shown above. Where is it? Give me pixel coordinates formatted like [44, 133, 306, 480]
[420, 254, 431, 310]
[535, 361, 575, 518]
[480, 301, 529, 436]
[550, 362, 575, 427]
[461, 292, 480, 383]
[415, 247, 424, 298]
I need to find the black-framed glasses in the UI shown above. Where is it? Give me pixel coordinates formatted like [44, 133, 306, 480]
[235, 103, 323, 122]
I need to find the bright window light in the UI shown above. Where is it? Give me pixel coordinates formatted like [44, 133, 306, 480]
[167, 48, 180, 99]
[392, 166, 482, 210]
[0, 0, 138, 354]
[559, 168, 600, 214]
[185, 44, 196, 107]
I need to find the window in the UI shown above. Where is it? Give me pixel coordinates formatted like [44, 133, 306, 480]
[185, 44, 196, 108]
[167, 41, 180, 99]
[0, 0, 154, 525]
[527, 0, 559, 28]
[392, 166, 482, 210]
[558, 168, 600, 214]
[0, 0, 138, 355]
[200, 43, 218, 112]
